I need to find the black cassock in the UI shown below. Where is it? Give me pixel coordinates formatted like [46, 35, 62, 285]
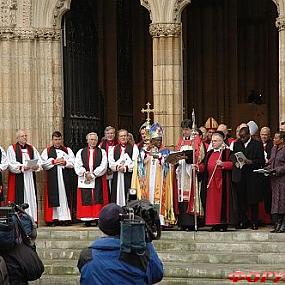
[231, 139, 265, 222]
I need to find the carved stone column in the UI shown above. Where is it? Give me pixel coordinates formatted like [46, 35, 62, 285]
[150, 23, 183, 147]
[277, 16, 285, 122]
[141, 0, 191, 147]
[0, 0, 63, 150]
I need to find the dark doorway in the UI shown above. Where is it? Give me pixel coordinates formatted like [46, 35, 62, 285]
[62, 0, 152, 148]
[183, 0, 278, 131]
[62, 0, 103, 153]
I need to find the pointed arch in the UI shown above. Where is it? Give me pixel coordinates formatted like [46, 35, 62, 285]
[32, 0, 71, 28]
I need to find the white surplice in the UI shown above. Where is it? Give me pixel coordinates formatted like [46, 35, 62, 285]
[74, 147, 107, 221]
[41, 147, 75, 221]
[108, 144, 139, 207]
[7, 145, 42, 222]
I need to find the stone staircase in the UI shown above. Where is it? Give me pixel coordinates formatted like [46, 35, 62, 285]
[31, 226, 285, 285]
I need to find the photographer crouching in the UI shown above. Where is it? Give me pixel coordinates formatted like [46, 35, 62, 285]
[77, 199, 164, 285]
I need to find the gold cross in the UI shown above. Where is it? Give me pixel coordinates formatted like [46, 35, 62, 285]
[141, 102, 154, 127]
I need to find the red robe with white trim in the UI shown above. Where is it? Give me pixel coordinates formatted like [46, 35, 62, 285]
[75, 147, 109, 219]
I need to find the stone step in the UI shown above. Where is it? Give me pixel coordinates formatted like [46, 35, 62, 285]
[163, 262, 285, 279]
[36, 238, 285, 254]
[36, 227, 285, 243]
[37, 248, 285, 265]
[159, 278, 275, 285]
[39, 259, 285, 279]
[30, 276, 275, 285]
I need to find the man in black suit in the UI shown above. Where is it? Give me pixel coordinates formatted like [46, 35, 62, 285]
[231, 127, 265, 230]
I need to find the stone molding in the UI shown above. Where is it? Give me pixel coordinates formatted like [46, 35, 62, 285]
[0, 0, 18, 27]
[140, 0, 191, 23]
[276, 17, 285, 31]
[0, 27, 61, 40]
[53, 0, 71, 27]
[22, 0, 31, 27]
[173, 0, 192, 22]
[149, 23, 181, 37]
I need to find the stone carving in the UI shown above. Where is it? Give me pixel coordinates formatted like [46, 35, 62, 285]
[276, 17, 285, 31]
[173, 0, 191, 22]
[141, 0, 191, 23]
[53, 0, 71, 27]
[0, 27, 61, 40]
[140, 0, 152, 21]
[149, 23, 181, 37]
[22, 0, 31, 27]
[1, 0, 18, 27]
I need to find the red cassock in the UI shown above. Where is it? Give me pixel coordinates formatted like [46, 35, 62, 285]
[75, 147, 109, 220]
[76, 178, 109, 219]
[204, 151, 233, 225]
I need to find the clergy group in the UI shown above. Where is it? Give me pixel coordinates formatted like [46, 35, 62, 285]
[0, 118, 285, 233]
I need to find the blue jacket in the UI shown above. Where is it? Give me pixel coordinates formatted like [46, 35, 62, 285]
[79, 237, 163, 285]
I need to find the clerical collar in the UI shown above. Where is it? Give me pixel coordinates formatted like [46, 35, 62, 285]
[213, 147, 223, 152]
[107, 140, 115, 146]
[19, 143, 26, 149]
[120, 144, 126, 148]
[244, 137, 251, 148]
[184, 137, 190, 141]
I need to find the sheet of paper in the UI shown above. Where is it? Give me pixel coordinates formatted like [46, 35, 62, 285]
[26, 159, 39, 168]
[78, 175, 95, 189]
[253, 168, 271, 176]
[234, 152, 247, 169]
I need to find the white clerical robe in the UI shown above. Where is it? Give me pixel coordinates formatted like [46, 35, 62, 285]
[7, 145, 42, 222]
[74, 147, 107, 220]
[41, 147, 75, 221]
[108, 144, 139, 206]
[0, 146, 8, 172]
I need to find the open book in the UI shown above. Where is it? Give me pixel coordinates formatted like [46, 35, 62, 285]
[165, 150, 193, 164]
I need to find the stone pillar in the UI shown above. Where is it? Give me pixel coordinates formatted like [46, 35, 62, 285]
[276, 16, 285, 122]
[0, 0, 68, 223]
[0, 0, 63, 150]
[141, 0, 191, 147]
[150, 23, 183, 147]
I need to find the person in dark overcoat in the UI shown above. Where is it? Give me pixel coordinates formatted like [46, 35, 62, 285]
[231, 126, 265, 230]
[267, 131, 285, 232]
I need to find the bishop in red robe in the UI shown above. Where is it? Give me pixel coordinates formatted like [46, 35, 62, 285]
[199, 131, 238, 231]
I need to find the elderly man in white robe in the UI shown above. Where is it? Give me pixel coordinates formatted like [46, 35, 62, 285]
[7, 130, 41, 222]
[108, 129, 139, 207]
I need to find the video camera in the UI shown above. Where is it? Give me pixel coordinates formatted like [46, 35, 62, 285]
[120, 189, 161, 255]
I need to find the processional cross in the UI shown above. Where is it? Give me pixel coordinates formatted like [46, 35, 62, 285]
[141, 102, 154, 127]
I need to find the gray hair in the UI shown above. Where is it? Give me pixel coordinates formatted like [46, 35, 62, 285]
[86, 132, 98, 141]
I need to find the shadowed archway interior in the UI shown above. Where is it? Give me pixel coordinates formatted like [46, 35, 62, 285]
[62, 0, 152, 152]
[183, 0, 279, 131]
